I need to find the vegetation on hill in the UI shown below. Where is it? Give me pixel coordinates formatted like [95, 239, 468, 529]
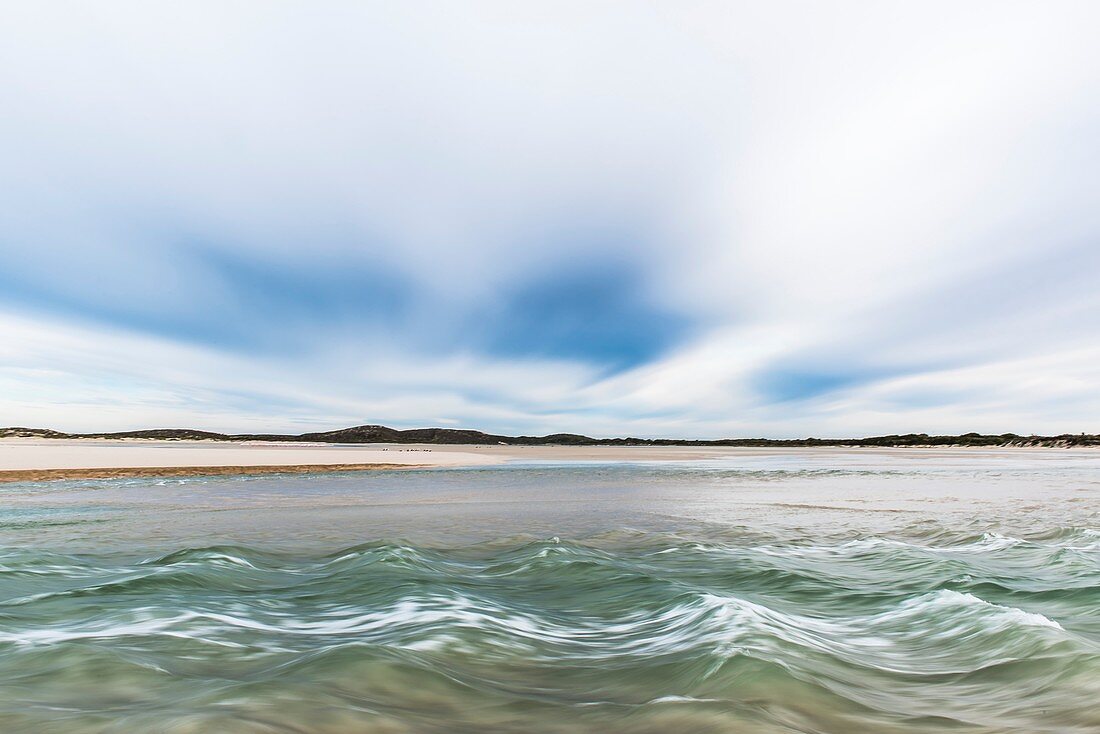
[2, 426, 1098, 448]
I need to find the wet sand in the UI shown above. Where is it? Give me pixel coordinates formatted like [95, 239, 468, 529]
[0, 463, 420, 483]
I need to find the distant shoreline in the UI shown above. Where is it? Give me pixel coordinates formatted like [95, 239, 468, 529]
[2, 424, 1098, 449]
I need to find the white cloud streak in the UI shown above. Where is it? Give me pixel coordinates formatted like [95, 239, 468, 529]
[1, 2, 1099, 436]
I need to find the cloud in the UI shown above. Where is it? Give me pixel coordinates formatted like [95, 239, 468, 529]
[1, 2, 1099, 436]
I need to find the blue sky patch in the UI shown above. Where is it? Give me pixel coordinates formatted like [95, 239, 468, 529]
[474, 263, 689, 369]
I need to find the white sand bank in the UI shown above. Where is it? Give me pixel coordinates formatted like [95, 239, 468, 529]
[1, 438, 1087, 479]
[0, 439, 490, 474]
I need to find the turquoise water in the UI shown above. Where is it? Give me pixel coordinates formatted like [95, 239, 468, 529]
[0, 452, 1098, 732]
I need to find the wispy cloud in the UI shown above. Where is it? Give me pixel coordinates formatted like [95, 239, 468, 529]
[1, 2, 1098, 436]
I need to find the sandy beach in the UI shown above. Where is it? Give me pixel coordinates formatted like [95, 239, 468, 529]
[1, 437, 1091, 482]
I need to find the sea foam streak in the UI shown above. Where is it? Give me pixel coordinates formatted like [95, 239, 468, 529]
[0, 534, 1098, 733]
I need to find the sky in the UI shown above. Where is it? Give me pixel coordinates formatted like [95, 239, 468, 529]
[2, 1, 1099, 438]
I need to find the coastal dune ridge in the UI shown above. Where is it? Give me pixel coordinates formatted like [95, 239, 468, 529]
[4, 424, 1100, 447]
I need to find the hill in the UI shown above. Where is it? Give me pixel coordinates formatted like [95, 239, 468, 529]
[2, 425, 1098, 448]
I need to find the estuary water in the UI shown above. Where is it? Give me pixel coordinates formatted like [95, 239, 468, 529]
[0, 449, 1098, 733]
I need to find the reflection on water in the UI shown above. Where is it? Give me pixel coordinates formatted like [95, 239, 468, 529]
[0, 451, 1097, 732]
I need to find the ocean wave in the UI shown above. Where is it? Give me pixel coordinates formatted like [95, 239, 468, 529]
[0, 536, 1097, 732]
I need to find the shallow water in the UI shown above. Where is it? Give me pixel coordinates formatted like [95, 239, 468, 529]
[0, 450, 1097, 732]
